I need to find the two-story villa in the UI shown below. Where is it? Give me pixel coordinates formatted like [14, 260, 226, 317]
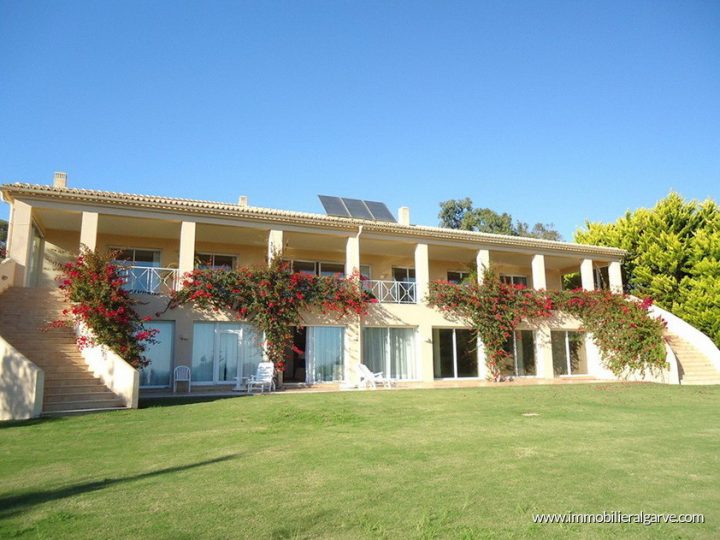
[2, 173, 719, 419]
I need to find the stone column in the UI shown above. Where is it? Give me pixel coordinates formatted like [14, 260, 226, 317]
[267, 230, 284, 264]
[477, 335, 488, 380]
[580, 258, 595, 291]
[414, 243, 429, 304]
[476, 249, 490, 284]
[418, 323, 435, 382]
[343, 319, 362, 387]
[7, 200, 33, 287]
[178, 221, 196, 276]
[345, 235, 360, 277]
[531, 254, 547, 290]
[608, 261, 623, 294]
[80, 212, 99, 251]
[535, 325, 554, 379]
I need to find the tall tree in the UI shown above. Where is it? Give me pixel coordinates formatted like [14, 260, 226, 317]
[575, 193, 720, 347]
[438, 198, 562, 240]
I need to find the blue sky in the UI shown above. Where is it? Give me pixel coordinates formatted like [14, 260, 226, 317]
[1, 0, 718, 239]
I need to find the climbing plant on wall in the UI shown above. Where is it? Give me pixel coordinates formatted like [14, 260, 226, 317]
[52, 248, 157, 367]
[165, 257, 374, 367]
[427, 269, 667, 381]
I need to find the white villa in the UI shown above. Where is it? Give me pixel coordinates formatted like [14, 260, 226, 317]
[1, 173, 719, 420]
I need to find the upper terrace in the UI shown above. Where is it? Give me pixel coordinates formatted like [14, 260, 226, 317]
[0, 179, 625, 301]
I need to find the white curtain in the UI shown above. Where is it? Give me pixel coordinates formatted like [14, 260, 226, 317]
[238, 324, 263, 379]
[307, 327, 345, 383]
[363, 328, 387, 375]
[139, 321, 174, 387]
[389, 328, 416, 379]
[191, 322, 262, 383]
[217, 324, 242, 382]
[363, 328, 416, 380]
[192, 323, 216, 382]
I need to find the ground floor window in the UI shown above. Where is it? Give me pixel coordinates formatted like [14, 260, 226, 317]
[140, 321, 175, 387]
[551, 331, 588, 376]
[192, 322, 263, 384]
[433, 328, 477, 378]
[363, 327, 417, 380]
[283, 326, 345, 383]
[501, 330, 536, 377]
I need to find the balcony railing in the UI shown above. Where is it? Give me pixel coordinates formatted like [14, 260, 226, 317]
[118, 265, 179, 295]
[364, 280, 417, 304]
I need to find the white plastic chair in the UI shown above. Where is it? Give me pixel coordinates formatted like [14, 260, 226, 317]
[173, 365, 192, 393]
[246, 362, 276, 394]
[357, 363, 393, 389]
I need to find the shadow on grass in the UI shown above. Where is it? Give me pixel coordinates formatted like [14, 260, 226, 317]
[139, 394, 249, 408]
[0, 453, 239, 519]
[0, 416, 63, 430]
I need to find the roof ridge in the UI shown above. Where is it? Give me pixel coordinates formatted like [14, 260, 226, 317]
[0, 182, 625, 257]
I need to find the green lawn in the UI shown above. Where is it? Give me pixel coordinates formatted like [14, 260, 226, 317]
[1, 384, 719, 539]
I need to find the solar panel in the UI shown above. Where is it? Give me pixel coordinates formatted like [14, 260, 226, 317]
[342, 198, 374, 220]
[318, 195, 397, 223]
[319, 195, 351, 218]
[364, 200, 396, 222]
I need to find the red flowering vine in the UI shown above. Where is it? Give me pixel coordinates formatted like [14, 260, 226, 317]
[427, 269, 667, 381]
[165, 257, 374, 366]
[52, 248, 158, 367]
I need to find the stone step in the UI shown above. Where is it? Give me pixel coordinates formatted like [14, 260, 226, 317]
[43, 399, 126, 413]
[36, 363, 90, 372]
[44, 391, 120, 403]
[44, 380, 105, 390]
[38, 365, 94, 374]
[42, 406, 127, 417]
[44, 374, 102, 384]
[45, 385, 108, 396]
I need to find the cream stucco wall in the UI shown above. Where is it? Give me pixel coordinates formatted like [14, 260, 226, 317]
[0, 336, 44, 420]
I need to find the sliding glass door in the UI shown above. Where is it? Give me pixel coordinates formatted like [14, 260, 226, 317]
[433, 328, 478, 378]
[139, 321, 175, 387]
[499, 330, 537, 377]
[192, 322, 263, 384]
[363, 328, 417, 380]
[306, 326, 345, 383]
[551, 331, 589, 376]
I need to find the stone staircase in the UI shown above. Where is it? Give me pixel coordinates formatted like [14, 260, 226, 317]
[667, 335, 720, 385]
[0, 287, 127, 414]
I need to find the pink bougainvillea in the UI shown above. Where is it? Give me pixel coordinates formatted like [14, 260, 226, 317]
[427, 269, 667, 381]
[52, 248, 158, 367]
[166, 258, 374, 366]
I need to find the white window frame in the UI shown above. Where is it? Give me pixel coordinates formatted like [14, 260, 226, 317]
[363, 326, 419, 381]
[195, 252, 237, 270]
[447, 270, 471, 284]
[286, 259, 359, 277]
[509, 329, 537, 377]
[392, 266, 416, 282]
[139, 320, 176, 388]
[500, 274, 529, 287]
[433, 327, 480, 380]
[553, 330, 589, 377]
[110, 246, 163, 266]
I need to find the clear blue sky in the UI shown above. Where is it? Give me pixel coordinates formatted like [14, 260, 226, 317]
[1, 0, 718, 239]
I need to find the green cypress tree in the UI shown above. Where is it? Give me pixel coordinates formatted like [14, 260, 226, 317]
[575, 193, 720, 347]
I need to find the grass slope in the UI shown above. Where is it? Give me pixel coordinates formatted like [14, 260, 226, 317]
[1, 384, 719, 539]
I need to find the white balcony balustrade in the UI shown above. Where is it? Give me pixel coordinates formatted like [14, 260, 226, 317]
[117, 266, 179, 295]
[364, 280, 417, 304]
